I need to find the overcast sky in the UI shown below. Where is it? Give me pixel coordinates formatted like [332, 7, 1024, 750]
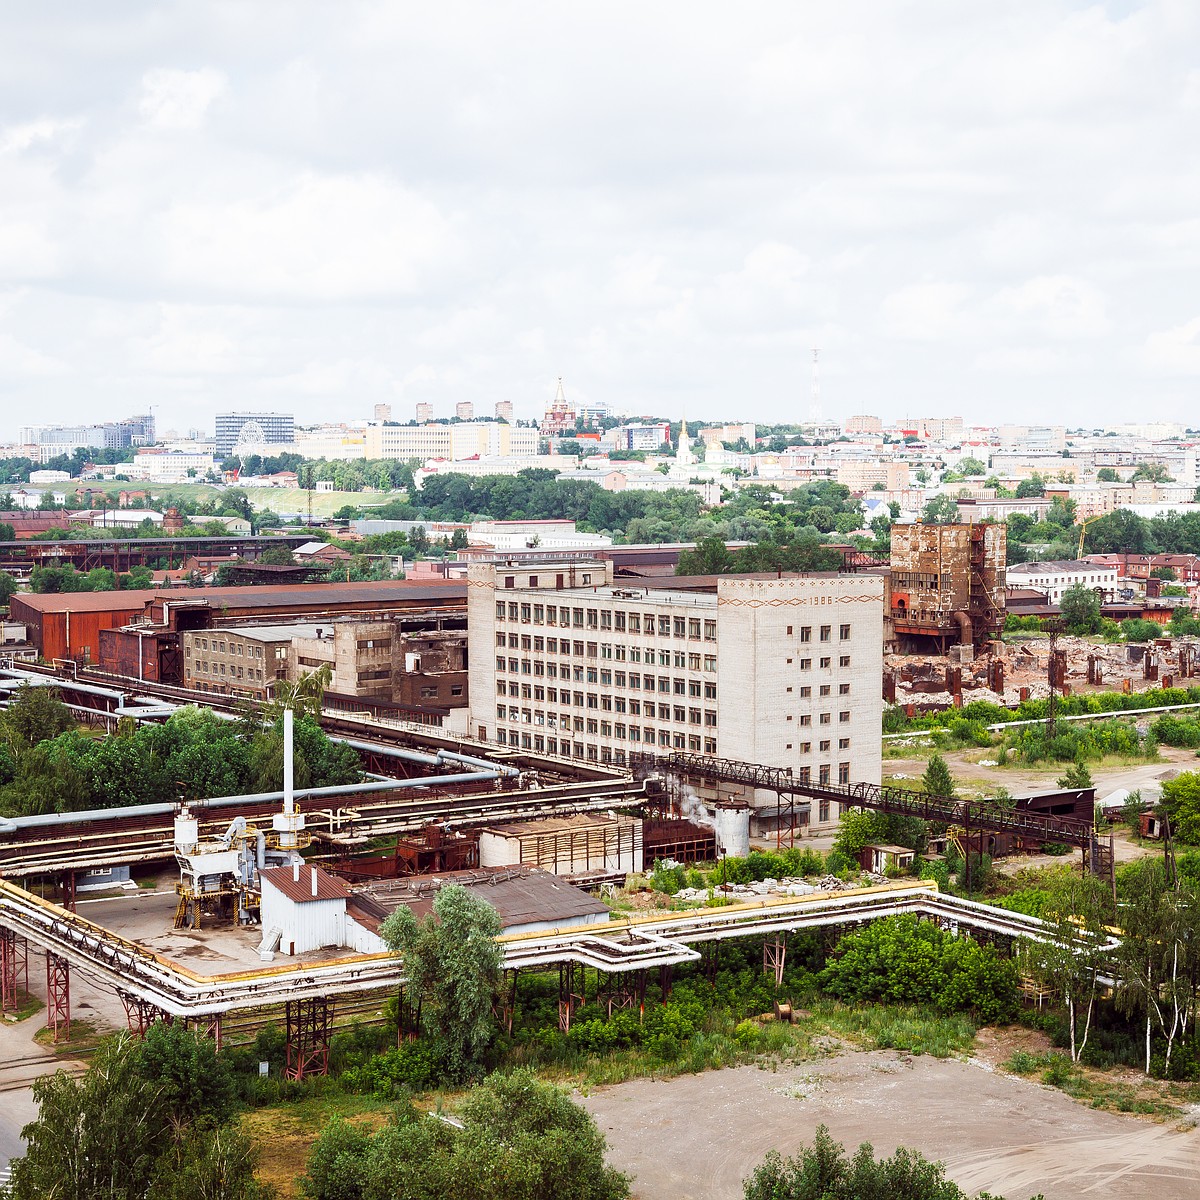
[1, 1, 1198, 439]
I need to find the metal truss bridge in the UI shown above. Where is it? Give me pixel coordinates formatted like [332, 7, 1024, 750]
[633, 751, 1112, 880]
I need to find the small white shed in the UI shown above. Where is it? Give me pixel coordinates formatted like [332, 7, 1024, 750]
[259, 864, 350, 955]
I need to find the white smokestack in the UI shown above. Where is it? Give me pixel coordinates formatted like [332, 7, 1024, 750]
[293, 860, 300, 883]
[283, 707, 294, 815]
[311, 866, 318, 897]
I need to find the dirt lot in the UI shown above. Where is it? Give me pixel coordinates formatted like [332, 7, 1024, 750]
[580, 1050, 1200, 1200]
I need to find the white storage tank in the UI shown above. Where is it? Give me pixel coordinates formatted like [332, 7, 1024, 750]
[174, 807, 199, 855]
[713, 802, 751, 858]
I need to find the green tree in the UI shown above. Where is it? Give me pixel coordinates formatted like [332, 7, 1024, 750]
[1132, 461, 1172, 483]
[259, 545, 295, 566]
[742, 1123, 1023, 1200]
[1059, 581, 1102, 635]
[1058, 758, 1094, 790]
[920, 494, 959, 525]
[958, 456, 986, 475]
[922, 753, 957, 799]
[302, 1071, 629, 1200]
[0, 571, 18, 606]
[1160, 772, 1200, 844]
[379, 884, 503, 1080]
[1096, 467, 1120, 482]
[7, 1030, 266, 1200]
[1, 683, 73, 751]
[1014, 474, 1045, 498]
[1020, 873, 1114, 1062]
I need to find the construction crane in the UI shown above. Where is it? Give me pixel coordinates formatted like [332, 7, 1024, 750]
[1077, 515, 1105, 558]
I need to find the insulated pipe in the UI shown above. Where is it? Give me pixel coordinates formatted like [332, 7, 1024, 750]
[436, 749, 520, 777]
[0, 770, 501, 835]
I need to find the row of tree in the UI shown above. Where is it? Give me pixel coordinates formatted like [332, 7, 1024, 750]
[0, 687, 361, 817]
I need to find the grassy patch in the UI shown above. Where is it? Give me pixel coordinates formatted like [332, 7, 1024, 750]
[1001, 1049, 1187, 1119]
[240, 1092, 396, 1198]
[34, 1018, 105, 1056]
[815, 1002, 977, 1059]
[2, 990, 43, 1023]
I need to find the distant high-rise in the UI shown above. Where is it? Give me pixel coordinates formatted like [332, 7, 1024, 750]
[495, 400, 514, 423]
[844, 415, 882, 435]
[455, 401, 475, 421]
[415, 403, 434, 423]
[374, 403, 392, 422]
[214, 412, 295, 457]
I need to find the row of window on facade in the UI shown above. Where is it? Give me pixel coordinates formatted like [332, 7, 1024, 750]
[190, 637, 267, 659]
[497, 601, 718, 639]
[492, 729, 715, 761]
[495, 637, 723, 671]
[192, 660, 265, 681]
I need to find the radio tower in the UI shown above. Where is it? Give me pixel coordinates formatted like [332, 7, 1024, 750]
[808, 348, 823, 423]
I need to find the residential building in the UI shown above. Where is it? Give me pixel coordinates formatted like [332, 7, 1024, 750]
[608, 423, 672, 452]
[836, 460, 910, 492]
[467, 560, 884, 833]
[364, 422, 539, 462]
[455, 401, 475, 421]
[415, 403, 434, 423]
[495, 400, 514, 422]
[129, 451, 217, 482]
[699, 422, 757, 447]
[214, 412, 295, 457]
[1006, 560, 1120, 604]
[843, 415, 883, 435]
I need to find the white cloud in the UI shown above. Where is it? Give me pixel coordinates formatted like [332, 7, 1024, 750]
[138, 67, 227, 130]
[992, 275, 1112, 340]
[1, 2, 1199, 430]
[881, 283, 972, 342]
[1144, 316, 1200, 374]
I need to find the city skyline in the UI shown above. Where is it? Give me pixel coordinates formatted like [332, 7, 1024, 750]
[2, 4, 1199, 438]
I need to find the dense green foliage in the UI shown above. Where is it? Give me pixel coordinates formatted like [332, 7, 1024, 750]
[743, 1125, 1029, 1200]
[1059, 582, 1102, 634]
[0, 693, 360, 816]
[818, 916, 1019, 1024]
[6, 1026, 265, 1200]
[301, 1070, 629, 1200]
[379, 884, 503, 1080]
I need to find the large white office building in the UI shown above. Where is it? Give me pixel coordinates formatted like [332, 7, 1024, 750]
[467, 560, 884, 833]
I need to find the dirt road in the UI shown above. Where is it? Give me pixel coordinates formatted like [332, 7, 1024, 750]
[580, 1051, 1200, 1200]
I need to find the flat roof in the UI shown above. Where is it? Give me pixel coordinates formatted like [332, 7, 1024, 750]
[480, 813, 635, 838]
[204, 622, 325, 643]
[12, 578, 466, 614]
[352, 865, 608, 929]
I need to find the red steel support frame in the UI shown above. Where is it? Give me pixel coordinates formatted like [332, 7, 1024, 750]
[188, 1012, 223, 1052]
[45, 951, 70, 1044]
[119, 990, 172, 1037]
[1, 929, 30, 1014]
[285, 996, 332, 1081]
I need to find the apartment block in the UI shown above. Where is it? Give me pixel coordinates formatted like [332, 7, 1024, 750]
[364, 422, 539, 461]
[467, 560, 883, 833]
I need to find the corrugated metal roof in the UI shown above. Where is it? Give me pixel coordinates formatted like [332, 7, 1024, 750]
[13, 578, 466, 614]
[354, 865, 608, 929]
[261, 864, 350, 904]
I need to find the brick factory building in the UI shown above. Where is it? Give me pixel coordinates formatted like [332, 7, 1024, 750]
[14, 579, 466, 669]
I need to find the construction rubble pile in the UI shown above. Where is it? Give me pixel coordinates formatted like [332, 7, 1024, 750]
[671, 873, 890, 904]
[886, 634, 1200, 712]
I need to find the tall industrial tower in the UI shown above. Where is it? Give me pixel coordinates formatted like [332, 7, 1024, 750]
[807, 348, 822, 423]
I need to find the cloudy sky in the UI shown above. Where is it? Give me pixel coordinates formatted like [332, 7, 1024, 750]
[1, 1, 1198, 438]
